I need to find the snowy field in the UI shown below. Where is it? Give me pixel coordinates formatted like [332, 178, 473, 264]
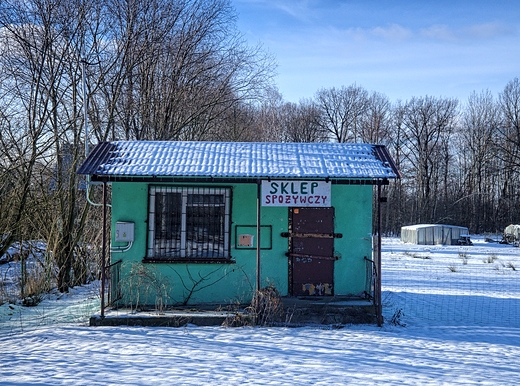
[1, 237, 520, 385]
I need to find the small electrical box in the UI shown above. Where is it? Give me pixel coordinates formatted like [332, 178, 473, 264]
[115, 222, 135, 242]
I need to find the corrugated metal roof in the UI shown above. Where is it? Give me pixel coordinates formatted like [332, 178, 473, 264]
[77, 141, 400, 180]
[401, 224, 468, 230]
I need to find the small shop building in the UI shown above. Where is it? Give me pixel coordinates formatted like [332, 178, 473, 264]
[78, 141, 399, 319]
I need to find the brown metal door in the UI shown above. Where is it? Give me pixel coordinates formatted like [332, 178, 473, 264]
[288, 207, 335, 296]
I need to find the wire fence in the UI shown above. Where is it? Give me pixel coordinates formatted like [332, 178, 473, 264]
[0, 250, 100, 333]
[381, 237, 520, 328]
[3, 236, 520, 331]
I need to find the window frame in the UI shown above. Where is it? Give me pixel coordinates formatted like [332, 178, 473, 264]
[146, 186, 232, 263]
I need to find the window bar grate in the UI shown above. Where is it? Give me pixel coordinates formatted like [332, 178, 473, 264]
[148, 186, 230, 260]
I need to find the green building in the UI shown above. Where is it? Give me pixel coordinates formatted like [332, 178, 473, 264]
[78, 141, 399, 314]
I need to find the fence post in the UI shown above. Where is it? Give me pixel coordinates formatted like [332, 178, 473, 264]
[375, 182, 383, 326]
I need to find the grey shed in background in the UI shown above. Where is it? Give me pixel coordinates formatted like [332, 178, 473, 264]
[401, 224, 469, 245]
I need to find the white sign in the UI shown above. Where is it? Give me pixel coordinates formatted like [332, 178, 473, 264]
[261, 180, 331, 207]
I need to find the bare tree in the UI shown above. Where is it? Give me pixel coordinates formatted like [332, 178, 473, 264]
[88, 0, 276, 142]
[499, 77, 520, 167]
[0, 1, 59, 258]
[252, 87, 286, 142]
[0, 0, 276, 293]
[497, 78, 520, 226]
[378, 100, 408, 233]
[456, 90, 501, 232]
[358, 91, 392, 144]
[213, 101, 258, 142]
[279, 99, 327, 143]
[315, 84, 368, 143]
[0, 0, 102, 292]
[399, 96, 458, 223]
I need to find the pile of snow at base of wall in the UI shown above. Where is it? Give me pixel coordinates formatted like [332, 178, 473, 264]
[400, 224, 469, 245]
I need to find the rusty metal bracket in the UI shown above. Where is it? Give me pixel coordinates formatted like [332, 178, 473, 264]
[285, 252, 338, 261]
[281, 232, 343, 238]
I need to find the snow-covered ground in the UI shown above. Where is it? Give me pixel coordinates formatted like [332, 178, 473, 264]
[1, 237, 520, 385]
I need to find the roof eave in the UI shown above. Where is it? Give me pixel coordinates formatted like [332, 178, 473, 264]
[89, 174, 393, 185]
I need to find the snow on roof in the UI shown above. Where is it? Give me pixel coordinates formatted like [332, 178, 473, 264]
[77, 141, 400, 180]
[401, 224, 469, 230]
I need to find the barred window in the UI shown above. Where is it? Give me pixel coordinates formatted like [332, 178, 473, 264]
[147, 187, 231, 261]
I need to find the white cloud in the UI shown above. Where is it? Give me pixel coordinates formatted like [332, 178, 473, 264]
[420, 24, 457, 41]
[420, 22, 518, 42]
[240, 0, 319, 23]
[338, 24, 414, 42]
[370, 24, 413, 41]
[274, 1, 316, 22]
[233, 0, 520, 103]
[463, 22, 517, 39]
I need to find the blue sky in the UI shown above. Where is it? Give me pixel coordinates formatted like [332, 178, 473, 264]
[232, 0, 520, 103]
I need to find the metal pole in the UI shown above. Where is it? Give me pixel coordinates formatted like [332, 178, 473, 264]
[376, 181, 383, 326]
[20, 242, 25, 299]
[101, 181, 107, 318]
[256, 180, 262, 293]
[81, 59, 89, 157]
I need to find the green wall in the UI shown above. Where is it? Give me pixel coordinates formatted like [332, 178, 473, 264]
[331, 184, 373, 295]
[110, 181, 373, 308]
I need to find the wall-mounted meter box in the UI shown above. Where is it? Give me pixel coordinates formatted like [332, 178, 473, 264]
[115, 222, 135, 242]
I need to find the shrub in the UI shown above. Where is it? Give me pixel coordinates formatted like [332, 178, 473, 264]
[249, 284, 284, 326]
[121, 262, 171, 313]
[389, 308, 405, 326]
[484, 254, 498, 264]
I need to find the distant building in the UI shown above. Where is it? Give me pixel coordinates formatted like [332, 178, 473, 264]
[401, 224, 469, 245]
